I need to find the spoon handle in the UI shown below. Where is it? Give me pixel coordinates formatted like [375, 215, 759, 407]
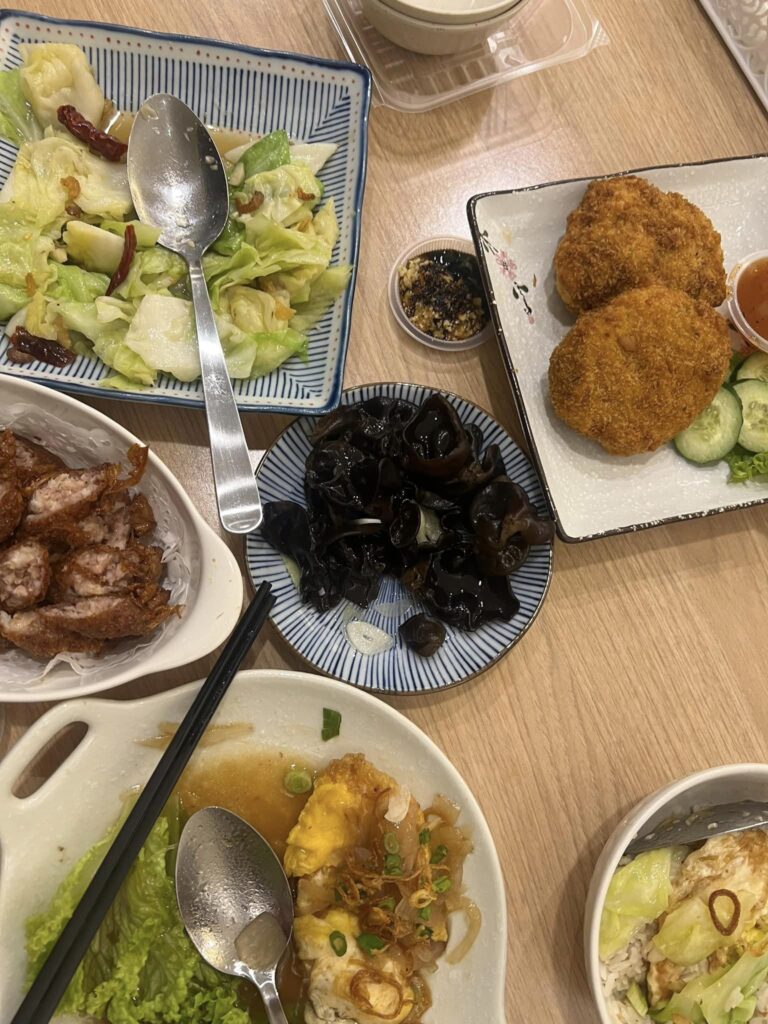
[187, 257, 263, 534]
[255, 976, 290, 1024]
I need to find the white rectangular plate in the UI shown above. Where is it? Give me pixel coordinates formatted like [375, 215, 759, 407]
[468, 154, 768, 542]
[0, 10, 371, 415]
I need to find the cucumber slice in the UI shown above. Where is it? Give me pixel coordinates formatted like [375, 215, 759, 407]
[734, 379, 768, 453]
[674, 388, 743, 464]
[736, 351, 768, 383]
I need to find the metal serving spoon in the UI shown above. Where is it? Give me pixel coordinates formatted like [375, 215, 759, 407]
[626, 800, 768, 857]
[127, 94, 262, 533]
[176, 807, 293, 1024]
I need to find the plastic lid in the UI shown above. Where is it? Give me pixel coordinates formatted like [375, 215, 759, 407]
[388, 236, 493, 351]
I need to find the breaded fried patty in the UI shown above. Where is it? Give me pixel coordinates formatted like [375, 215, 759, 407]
[548, 285, 732, 456]
[554, 176, 726, 313]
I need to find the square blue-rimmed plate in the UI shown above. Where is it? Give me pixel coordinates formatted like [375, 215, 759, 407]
[0, 10, 370, 415]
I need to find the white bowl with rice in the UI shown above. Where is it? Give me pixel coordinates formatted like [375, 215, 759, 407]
[585, 764, 768, 1024]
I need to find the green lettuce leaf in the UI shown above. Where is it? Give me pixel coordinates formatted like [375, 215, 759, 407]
[311, 198, 339, 251]
[235, 163, 323, 226]
[212, 216, 245, 256]
[20, 42, 105, 128]
[50, 296, 156, 386]
[0, 68, 41, 146]
[726, 446, 768, 483]
[0, 135, 132, 230]
[217, 314, 308, 379]
[203, 242, 280, 306]
[64, 220, 127, 274]
[225, 284, 293, 334]
[290, 265, 351, 334]
[599, 849, 678, 959]
[699, 951, 768, 1024]
[237, 128, 291, 179]
[112, 247, 188, 301]
[651, 967, 728, 1022]
[123, 294, 201, 382]
[0, 205, 54, 308]
[654, 892, 755, 966]
[100, 219, 162, 249]
[26, 797, 250, 1024]
[48, 262, 109, 303]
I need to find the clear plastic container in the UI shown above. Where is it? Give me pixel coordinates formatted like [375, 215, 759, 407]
[323, 0, 607, 112]
[727, 250, 768, 354]
[389, 236, 494, 350]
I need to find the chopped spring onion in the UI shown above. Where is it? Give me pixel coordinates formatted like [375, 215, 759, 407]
[378, 897, 397, 911]
[430, 844, 448, 864]
[383, 832, 400, 855]
[432, 876, 452, 894]
[321, 707, 342, 741]
[418, 906, 431, 921]
[283, 768, 313, 795]
[384, 853, 402, 875]
[357, 933, 387, 955]
[329, 930, 347, 957]
[419, 926, 433, 939]
[418, 828, 430, 845]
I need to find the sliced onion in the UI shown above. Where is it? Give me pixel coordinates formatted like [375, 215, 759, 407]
[386, 785, 411, 824]
[446, 898, 482, 964]
[426, 794, 461, 825]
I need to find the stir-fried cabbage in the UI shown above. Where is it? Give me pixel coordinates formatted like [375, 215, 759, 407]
[599, 849, 679, 959]
[0, 43, 351, 388]
[19, 42, 105, 128]
[0, 69, 41, 146]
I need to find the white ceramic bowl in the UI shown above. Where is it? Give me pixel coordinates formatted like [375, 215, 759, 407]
[727, 249, 768, 355]
[362, 0, 526, 54]
[379, 0, 523, 26]
[0, 669, 508, 1023]
[0, 376, 243, 701]
[584, 763, 768, 1024]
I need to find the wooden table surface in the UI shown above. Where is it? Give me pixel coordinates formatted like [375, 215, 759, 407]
[2, 1, 768, 1021]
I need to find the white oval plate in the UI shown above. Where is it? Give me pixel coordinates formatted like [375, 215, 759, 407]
[0, 376, 243, 701]
[0, 670, 507, 1024]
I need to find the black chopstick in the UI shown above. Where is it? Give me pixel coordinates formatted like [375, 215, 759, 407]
[11, 580, 274, 1024]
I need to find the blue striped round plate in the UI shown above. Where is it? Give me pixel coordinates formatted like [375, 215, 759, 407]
[246, 382, 553, 694]
[0, 10, 370, 415]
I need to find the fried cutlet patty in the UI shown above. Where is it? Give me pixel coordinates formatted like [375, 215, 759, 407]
[548, 285, 732, 456]
[554, 176, 726, 313]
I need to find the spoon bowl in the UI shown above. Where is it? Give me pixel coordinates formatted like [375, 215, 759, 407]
[128, 94, 263, 534]
[176, 807, 294, 1023]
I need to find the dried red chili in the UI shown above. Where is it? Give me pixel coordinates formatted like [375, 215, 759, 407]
[57, 105, 128, 162]
[9, 327, 75, 368]
[708, 888, 740, 936]
[234, 190, 265, 215]
[106, 225, 137, 296]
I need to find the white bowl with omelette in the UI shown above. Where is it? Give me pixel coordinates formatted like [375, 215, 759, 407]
[0, 669, 507, 1024]
[585, 763, 768, 1024]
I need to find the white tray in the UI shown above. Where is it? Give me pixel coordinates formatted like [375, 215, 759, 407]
[0, 670, 507, 1024]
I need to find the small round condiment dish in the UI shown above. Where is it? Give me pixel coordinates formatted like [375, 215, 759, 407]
[362, 0, 526, 54]
[727, 250, 768, 355]
[379, 0, 524, 26]
[584, 763, 768, 1024]
[389, 236, 493, 351]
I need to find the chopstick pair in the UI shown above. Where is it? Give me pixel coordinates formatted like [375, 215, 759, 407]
[11, 581, 274, 1024]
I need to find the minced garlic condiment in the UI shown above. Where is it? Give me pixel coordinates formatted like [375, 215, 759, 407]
[398, 249, 488, 342]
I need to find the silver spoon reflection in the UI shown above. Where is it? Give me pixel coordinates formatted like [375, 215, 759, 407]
[176, 807, 293, 1024]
